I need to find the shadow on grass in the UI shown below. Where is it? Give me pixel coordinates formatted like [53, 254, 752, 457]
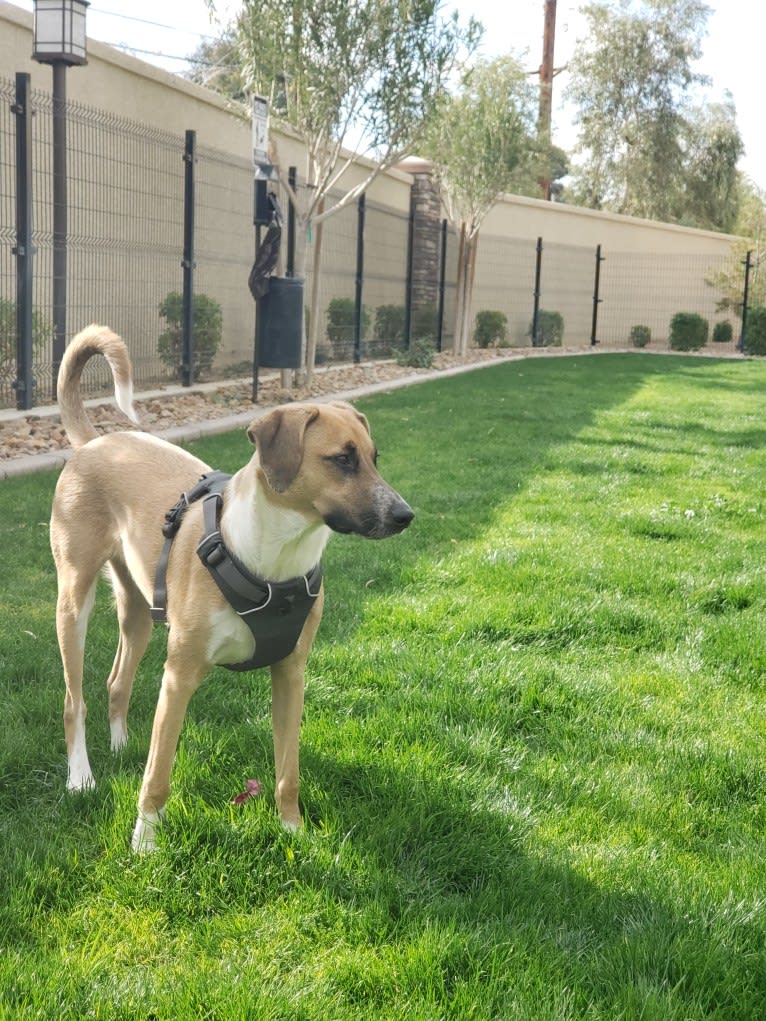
[291, 744, 763, 1018]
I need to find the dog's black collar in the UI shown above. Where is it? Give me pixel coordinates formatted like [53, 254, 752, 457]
[151, 472, 322, 671]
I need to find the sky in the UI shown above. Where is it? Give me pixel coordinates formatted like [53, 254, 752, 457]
[10, 0, 766, 191]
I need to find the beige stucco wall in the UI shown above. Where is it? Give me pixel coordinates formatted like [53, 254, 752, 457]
[483, 190, 736, 256]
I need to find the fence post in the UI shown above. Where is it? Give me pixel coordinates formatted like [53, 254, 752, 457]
[181, 129, 196, 387]
[287, 165, 296, 277]
[353, 192, 365, 364]
[404, 189, 415, 351]
[531, 237, 543, 346]
[738, 249, 752, 352]
[436, 218, 448, 353]
[13, 73, 35, 412]
[591, 243, 604, 346]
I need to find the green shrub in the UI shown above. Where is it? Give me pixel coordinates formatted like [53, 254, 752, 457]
[474, 310, 508, 348]
[158, 291, 222, 380]
[326, 298, 369, 357]
[373, 304, 405, 354]
[629, 324, 651, 348]
[743, 305, 766, 356]
[669, 312, 708, 352]
[396, 337, 435, 369]
[712, 321, 733, 343]
[528, 309, 563, 347]
[0, 298, 54, 403]
[412, 304, 439, 343]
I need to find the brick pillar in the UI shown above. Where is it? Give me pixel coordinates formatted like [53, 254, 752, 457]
[406, 158, 441, 309]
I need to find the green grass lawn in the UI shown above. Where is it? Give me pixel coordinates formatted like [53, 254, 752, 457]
[1, 353, 765, 1020]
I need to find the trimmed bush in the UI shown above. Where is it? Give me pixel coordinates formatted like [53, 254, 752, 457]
[743, 305, 766, 356]
[0, 298, 53, 402]
[373, 304, 405, 354]
[712, 321, 734, 344]
[326, 298, 369, 358]
[158, 291, 222, 380]
[629, 324, 651, 348]
[396, 337, 435, 368]
[528, 309, 564, 347]
[669, 312, 708, 352]
[474, 310, 508, 348]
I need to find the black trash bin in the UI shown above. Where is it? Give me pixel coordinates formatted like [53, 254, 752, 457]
[258, 277, 304, 369]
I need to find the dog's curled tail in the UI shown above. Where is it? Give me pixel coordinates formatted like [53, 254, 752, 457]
[58, 324, 140, 448]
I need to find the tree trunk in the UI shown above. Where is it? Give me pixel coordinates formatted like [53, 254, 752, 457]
[461, 234, 479, 356]
[452, 224, 467, 355]
[453, 230, 479, 356]
[304, 198, 326, 386]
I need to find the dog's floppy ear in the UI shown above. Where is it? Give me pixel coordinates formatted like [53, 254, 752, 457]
[247, 406, 320, 492]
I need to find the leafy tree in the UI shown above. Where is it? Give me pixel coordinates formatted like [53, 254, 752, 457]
[680, 96, 743, 233]
[707, 178, 766, 322]
[566, 0, 741, 230]
[206, 0, 478, 381]
[421, 56, 537, 354]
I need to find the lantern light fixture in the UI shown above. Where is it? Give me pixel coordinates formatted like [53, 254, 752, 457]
[32, 0, 89, 67]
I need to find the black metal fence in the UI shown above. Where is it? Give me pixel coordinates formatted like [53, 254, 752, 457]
[0, 71, 753, 412]
[1, 73, 431, 410]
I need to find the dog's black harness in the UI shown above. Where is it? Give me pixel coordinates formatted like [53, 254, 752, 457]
[151, 472, 322, 671]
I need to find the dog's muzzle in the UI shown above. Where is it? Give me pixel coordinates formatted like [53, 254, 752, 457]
[324, 489, 414, 539]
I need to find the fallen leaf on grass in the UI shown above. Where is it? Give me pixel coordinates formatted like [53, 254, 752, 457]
[232, 779, 263, 804]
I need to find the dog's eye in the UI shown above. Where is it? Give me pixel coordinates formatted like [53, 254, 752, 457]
[332, 452, 355, 471]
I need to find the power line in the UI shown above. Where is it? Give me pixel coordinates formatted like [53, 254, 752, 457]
[87, 5, 218, 41]
[108, 41, 240, 72]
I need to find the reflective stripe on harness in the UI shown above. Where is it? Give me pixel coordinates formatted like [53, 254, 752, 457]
[151, 472, 322, 671]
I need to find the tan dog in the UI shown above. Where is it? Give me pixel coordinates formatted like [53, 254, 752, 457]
[51, 325, 413, 851]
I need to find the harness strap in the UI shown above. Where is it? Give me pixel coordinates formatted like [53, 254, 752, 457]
[150, 531, 173, 623]
[150, 471, 231, 623]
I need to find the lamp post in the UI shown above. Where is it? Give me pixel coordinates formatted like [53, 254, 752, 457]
[32, 0, 88, 397]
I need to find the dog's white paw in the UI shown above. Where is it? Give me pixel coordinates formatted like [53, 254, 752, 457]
[110, 718, 128, 752]
[67, 768, 95, 792]
[131, 810, 164, 853]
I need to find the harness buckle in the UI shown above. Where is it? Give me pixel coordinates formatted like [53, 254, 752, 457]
[197, 530, 226, 567]
[161, 493, 189, 540]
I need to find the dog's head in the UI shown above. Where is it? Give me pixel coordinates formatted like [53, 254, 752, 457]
[247, 401, 414, 539]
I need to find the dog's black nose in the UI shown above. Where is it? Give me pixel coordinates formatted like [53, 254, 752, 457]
[392, 499, 414, 528]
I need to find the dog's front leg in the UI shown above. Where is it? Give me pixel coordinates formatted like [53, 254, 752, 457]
[131, 654, 205, 852]
[270, 659, 305, 830]
[269, 593, 323, 830]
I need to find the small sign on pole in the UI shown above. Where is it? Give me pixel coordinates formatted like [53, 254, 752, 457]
[252, 95, 269, 168]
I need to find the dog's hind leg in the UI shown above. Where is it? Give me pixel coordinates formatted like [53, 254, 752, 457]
[55, 567, 99, 791]
[105, 558, 153, 752]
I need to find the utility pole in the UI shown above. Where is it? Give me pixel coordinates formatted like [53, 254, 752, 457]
[538, 0, 557, 200]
